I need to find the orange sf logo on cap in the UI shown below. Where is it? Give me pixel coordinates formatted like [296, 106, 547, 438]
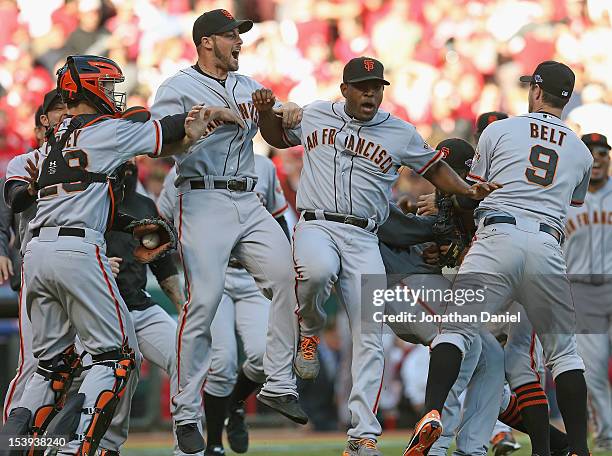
[363, 59, 375, 72]
[592, 133, 600, 141]
[221, 9, 234, 19]
[440, 146, 450, 158]
[487, 115, 497, 124]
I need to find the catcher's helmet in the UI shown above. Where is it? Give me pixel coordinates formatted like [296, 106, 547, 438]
[57, 55, 126, 115]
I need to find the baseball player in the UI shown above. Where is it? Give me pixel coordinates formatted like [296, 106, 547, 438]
[158, 154, 288, 456]
[0, 54, 240, 456]
[414, 136, 570, 456]
[258, 56, 498, 455]
[565, 132, 612, 451]
[2, 89, 67, 425]
[405, 61, 592, 456]
[150, 9, 306, 453]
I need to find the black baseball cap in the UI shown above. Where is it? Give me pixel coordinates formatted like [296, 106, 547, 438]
[437, 138, 475, 173]
[476, 111, 508, 134]
[192, 9, 253, 45]
[519, 60, 575, 99]
[42, 89, 63, 114]
[582, 133, 611, 150]
[343, 57, 390, 86]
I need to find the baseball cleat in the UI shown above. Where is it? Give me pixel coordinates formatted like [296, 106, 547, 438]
[256, 393, 308, 425]
[402, 410, 443, 456]
[226, 402, 249, 453]
[176, 423, 206, 454]
[491, 431, 521, 456]
[205, 445, 225, 456]
[342, 438, 382, 456]
[294, 335, 320, 379]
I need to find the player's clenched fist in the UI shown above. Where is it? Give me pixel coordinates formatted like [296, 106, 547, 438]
[252, 88, 276, 112]
[185, 104, 246, 141]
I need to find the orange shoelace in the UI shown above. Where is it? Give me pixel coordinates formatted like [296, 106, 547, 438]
[358, 439, 377, 449]
[299, 336, 320, 360]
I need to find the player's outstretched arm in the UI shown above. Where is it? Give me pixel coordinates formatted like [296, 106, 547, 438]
[252, 88, 302, 148]
[157, 105, 246, 157]
[423, 160, 502, 199]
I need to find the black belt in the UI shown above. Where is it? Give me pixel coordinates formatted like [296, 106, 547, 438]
[483, 216, 563, 244]
[190, 178, 254, 192]
[303, 211, 377, 231]
[32, 227, 86, 238]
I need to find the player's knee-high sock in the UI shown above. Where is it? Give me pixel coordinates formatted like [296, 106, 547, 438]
[424, 343, 462, 413]
[229, 367, 260, 409]
[499, 394, 568, 452]
[514, 382, 550, 455]
[204, 392, 230, 447]
[555, 370, 589, 456]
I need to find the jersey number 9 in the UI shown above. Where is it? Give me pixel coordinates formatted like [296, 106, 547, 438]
[525, 145, 558, 187]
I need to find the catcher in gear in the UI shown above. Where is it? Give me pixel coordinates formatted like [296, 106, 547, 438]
[0, 54, 243, 456]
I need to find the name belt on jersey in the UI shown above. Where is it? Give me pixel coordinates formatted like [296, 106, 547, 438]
[304, 129, 393, 173]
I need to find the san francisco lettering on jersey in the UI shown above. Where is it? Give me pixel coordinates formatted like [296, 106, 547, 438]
[566, 210, 612, 236]
[304, 128, 393, 173]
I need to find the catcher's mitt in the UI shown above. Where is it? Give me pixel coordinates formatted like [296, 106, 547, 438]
[126, 217, 177, 263]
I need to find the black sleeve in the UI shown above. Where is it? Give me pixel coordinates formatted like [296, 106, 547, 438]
[159, 113, 188, 144]
[377, 203, 436, 249]
[149, 252, 179, 283]
[5, 180, 36, 214]
[110, 211, 138, 233]
[276, 214, 290, 240]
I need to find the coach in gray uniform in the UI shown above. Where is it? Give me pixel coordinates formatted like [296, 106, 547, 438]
[151, 9, 305, 453]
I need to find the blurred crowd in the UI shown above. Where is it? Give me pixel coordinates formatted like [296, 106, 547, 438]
[1, 0, 612, 432]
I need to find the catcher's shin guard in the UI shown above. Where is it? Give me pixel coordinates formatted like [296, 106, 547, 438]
[75, 346, 135, 456]
[0, 407, 32, 456]
[23, 346, 84, 455]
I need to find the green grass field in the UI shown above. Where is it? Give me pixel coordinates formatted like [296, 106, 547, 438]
[121, 430, 612, 456]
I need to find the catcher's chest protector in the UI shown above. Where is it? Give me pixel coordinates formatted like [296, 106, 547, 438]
[38, 114, 126, 229]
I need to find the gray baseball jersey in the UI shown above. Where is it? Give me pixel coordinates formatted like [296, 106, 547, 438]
[283, 100, 441, 223]
[30, 116, 163, 233]
[151, 67, 279, 183]
[565, 177, 612, 278]
[469, 112, 592, 233]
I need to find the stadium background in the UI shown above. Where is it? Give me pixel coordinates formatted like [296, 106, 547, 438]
[0, 0, 611, 453]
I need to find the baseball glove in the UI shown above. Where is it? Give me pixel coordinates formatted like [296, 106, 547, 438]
[126, 217, 177, 263]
